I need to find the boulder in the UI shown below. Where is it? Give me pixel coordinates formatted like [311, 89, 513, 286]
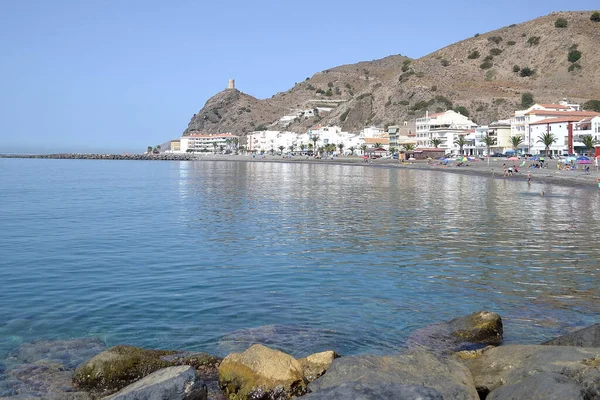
[73, 345, 177, 395]
[218, 344, 306, 400]
[406, 311, 502, 354]
[308, 351, 478, 400]
[461, 345, 600, 399]
[301, 382, 444, 399]
[486, 372, 585, 400]
[297, 351, 338, 383]
[543, 324, 600, 347]
[103, 366, 207, 400]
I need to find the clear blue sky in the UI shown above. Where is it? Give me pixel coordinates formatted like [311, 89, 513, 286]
[1, 0, 597, 153]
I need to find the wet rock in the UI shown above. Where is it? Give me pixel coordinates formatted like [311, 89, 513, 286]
[160, 352, 222, 400]
[301, 382, 444, 399]
[486, 372, 585, 400]
[7, 338, 106, 370]
[103, 366, 207, 400]
[461, 345, 600, 399]
[218, 344, 306, 400]
[308, 351, 478, 400]
[297, 351, 338, 383]
[543, 323, 600, 347]
[406, 310, 502, 354]
[73, 345, 177, 396]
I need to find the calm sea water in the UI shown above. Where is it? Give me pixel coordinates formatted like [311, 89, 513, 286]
[1, 158, 599, 359]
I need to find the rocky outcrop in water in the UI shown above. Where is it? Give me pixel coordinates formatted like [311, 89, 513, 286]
[406, 310, 503, 354]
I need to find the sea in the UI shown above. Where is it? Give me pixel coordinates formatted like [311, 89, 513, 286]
[1, 158, 599, 359]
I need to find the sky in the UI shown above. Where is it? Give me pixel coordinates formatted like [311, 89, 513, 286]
[1, 0, 598, 153]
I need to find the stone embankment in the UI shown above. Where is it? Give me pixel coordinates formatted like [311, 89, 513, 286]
[0, 153, 201, 161]
[2, 312, 598, 399]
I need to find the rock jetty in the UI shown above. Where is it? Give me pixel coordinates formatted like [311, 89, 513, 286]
[0, 153, 200, 161]
[1, 311, 599, 399]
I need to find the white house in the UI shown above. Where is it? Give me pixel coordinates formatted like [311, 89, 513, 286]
[415, 110, 478, 154]
[180, 133, 239, 153]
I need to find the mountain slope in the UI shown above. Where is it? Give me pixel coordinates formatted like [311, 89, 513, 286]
[183, 11, 600, 135]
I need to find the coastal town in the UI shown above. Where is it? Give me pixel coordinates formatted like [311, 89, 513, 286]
[164, 96, 600, 161]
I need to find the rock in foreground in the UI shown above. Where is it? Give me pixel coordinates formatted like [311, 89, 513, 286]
[308, 351, 478, 400]
[297, 351, 338, 383]
[461, 345, 600, 399]
[218, 344, 306, 400]
[103, 366, 207, 400]
[301, 382, 444, 399]
[542, 323, 600, 348]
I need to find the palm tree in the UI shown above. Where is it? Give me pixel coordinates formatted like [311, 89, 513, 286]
[337, 143, 344, 155]
[537, 132, 557, 157]
[147, 146, 153, 154]
[374, 142, 382, 148]
[431, 138, 443, 148]
[509, 135, 524, 155]
[289, 144, 295, 153]
[389, 146, 396, 155]
[278, 145, 285, 155]
[581, 135, 597, 156]
[482, 134, 496, 166]
[349, 146, 356, 156]
[311, 135, 319, 150]
[453, 135, 468, 155]
[300, 143, 306, 152]
[402, 143, 416, 152]
[360, 144, 367, 154]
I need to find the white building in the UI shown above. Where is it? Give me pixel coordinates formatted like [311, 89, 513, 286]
[180, 133, 239, 153]
[529, 115, 600, 155]
[415, 110, 478, 154]
[509, 100, 600, 154]
[246, 130, 299, 154]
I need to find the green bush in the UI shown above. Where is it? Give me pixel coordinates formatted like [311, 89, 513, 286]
[435, 95, 453, 109]
[513, 65, 520, 73]
[401, 64, 410, 72]
[583, 100, 600, 112]
[555, 18, 568, 28]
[507, 40, 516, 46]
[591, 11, 600, 21]
[527, 36, 541, 46]
[490, 48, 503, 55]
[454, 106, 470, 117]
[327, 82, 334, 88]
[431, 85, 437, 92]
[521, 92, 535, 108]
[568, 63, 581, 72]
[399, 100, 410, 106]
[488, 36, 503, 44]
[440, 59, 450, 67]
[483, 55, 494, 62]
[568, 49, 582, 63]
[519, 67, 534, 77]
[468, 50, 480, 59]
[340, 109, 350, 122]
[411, 101, 430, 111]
[474, 33, 480, 37]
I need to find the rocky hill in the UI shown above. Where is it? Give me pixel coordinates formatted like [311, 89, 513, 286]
[184, 11, 600, 135]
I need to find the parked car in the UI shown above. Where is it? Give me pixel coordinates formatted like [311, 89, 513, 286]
[491, 153, 504, 157]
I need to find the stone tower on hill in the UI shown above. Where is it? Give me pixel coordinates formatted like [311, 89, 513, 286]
[228, 79, 235, 90]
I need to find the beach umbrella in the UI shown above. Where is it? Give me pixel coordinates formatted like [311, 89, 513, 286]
[576, 156, 590, 161]
[577, 159, 592, 164]
[508, 156, 519, 161]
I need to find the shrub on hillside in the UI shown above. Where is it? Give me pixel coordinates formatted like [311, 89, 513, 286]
[467, 50, 480, 59]
[513, 65, 520, 73]
[440, 59, 450, 67]
[591, 12, 600, 21]
[507, 40, 516, 46]
[488, 36, 503, 44]
[568, 63, 581, 72]
[527, 36, 541, 46]
[340, 109, 350, 122]
[490, 48, 503, 55]
[454, 106, 470, 117]
[519, 67, 534, 77]
[555, 18, 568, 28]
[521, 92, 535, 108]
[480, 61, 493, 69]
[435, 95, 453, 109]
[583, 100, 600, 112]
[568, 49, 582, 63]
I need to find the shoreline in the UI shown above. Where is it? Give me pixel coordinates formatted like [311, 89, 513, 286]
[2, 152, 599, 190]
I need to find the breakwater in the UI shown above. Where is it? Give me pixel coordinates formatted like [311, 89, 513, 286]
[0, 153, 200, 161]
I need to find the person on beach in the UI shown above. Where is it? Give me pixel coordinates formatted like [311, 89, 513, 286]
[513, 164, 519, 173]
[595, 156, 599, 172]
[507, 166, 513, 176]
[527, 172, 531, 184]
[503, 163, 508, 177]
[596, 176, 600, 190]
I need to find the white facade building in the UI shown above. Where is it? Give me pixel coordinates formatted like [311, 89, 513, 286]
[529, 115, 600, 155]
[415, 110, 478, 154]
[180, 133, 239, 153]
